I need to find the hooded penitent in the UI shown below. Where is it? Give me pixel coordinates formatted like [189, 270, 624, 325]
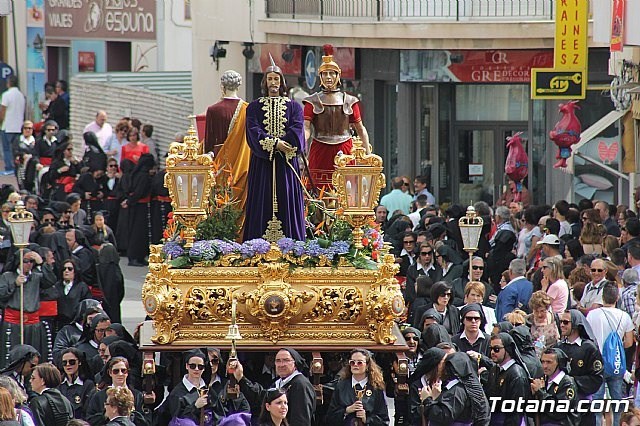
[445, 352, 491, 426]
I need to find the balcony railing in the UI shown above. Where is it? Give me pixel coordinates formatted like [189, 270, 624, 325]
[265, 0, 555, 21]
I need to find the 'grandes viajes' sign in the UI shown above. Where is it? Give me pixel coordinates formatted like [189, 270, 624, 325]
[45, 0, 156, 41]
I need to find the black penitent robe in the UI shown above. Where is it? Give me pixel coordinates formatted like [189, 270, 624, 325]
[57, 377, 96, 419]
[85, 387, 145, 426]
[324, 378, 389, 426]
[485, 363, 531, 426]
[421, 380, 473, 426]
[29, 388, 74, 426]
[239, 373, 316, 426]
[554, 340, 603, 396]
[534, 373, 579, 426]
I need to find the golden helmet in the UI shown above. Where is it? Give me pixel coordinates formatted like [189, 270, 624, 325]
[318, 44, 341, 76]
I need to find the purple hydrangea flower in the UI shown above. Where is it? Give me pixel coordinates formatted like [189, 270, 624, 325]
[163, 241, 184, 259]
[277, 238, 296, 254]
[240, 239, 271, 258]
[304, 240, 325, 257]
[293, 241, 306, 257]
[212, 239, 241, 255]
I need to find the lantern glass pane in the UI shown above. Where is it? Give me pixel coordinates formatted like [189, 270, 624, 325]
[464, 225, 482, 250]
[345, 174, 359, 208]
[361, 174, 372, 208]
[191, 174, 205, 208]
[176, 174, 189, 208]
[10, 221, 31, 246]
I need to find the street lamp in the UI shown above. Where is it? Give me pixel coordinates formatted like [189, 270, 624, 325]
[458, 206, 484, 280]
[7, 200, 34, 344]
[332, 137, 386, 249]
[164, 117, 215, 248]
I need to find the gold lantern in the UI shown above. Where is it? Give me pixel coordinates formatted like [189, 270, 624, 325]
[458, 206, 484, 279]
[332, 137, 385, 249]
[164, 117, 215, 248]
[7, 201, 34, 344]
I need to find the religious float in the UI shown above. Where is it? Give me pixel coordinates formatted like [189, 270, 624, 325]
[139, 120, 411, 395]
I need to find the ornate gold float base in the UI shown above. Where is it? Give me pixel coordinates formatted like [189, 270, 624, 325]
[141, 245, 405, 349]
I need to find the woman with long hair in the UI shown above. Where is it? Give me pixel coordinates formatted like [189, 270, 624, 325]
[85, 357, 150, 426]
[325, 349, 389, 425]
[55, 258, 92, 330]
[0, 388, 19, 426]
[49, 141, 81, 201]
[258, 388, 288, 426]
[57, 347, 96, 419]
[540, 257, 570, 314]
[90, 211, 117, 249]
[430, 281, 460, 335]
[28, 363, 74, 426]
[104, 387, 135, 426]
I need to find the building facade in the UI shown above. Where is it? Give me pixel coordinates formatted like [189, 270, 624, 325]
[191, 0, 640, 207]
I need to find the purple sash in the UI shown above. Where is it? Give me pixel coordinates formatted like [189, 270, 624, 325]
[490, 413, 526, 426]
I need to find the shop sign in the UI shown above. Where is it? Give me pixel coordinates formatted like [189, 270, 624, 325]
[45, 0, 156, 41]
[554, 0, 588, 70]
[399, 50, 553, 83]
[531, 69, 585, 99]
[610, 0, 625, 52]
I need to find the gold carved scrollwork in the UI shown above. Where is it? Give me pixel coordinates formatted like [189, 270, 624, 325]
[237, 262, 314, 343]
[185, 287, 242, 323]
[365, 254, 405, 344]
[141, 264, 184, 344]
[303, 287, 363, 322]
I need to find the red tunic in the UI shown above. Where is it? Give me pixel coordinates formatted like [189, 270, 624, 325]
[304, 101, 361, 189]
[204, 98, 241, 154]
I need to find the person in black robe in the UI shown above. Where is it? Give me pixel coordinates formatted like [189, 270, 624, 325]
[206, 348, 250, 424]
[325, 348, 389, 425]
[0, 345, 39, 397]
[164, 349, 211, 425]
[410, 275, 434, 329]
[554, 309, 603, 426]
[103, 158, 121, 232]
[405, 242, 440, 309]
[452, 303, 490, 356]
[98, 244, 124, 324]
[232, 348, 316, 425]
[54, 258, 93, 330]
[429, 281, 460, 335]
[122, 154, 154, 267]
[52, 299, 102, 364]
[481, 333, 532, 426]
[150, 166, 171, 245]
[421, 324, 452, 350]
[509, 325, 544, 380]
[113, 159, 135, 256]
[427, 352, 490, 426]
[56, 347, 96, 419]
[85, 357, 150, 426]
[0, 249, 56, 366]
[49, 141, 81, 202]
[530, 348, 579, 426]
[75, 132, 108, 219]
[75, 313, 111, 370]
[28, 363, 74, 426]
[87, 212, 117, 249]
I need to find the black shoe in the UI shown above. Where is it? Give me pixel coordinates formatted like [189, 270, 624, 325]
[128, 260, 145, 267]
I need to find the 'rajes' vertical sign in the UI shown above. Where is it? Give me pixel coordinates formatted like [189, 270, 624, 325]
[554, 0, 589, 71]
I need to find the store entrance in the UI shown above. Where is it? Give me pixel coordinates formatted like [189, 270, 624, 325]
[455, 124, 527, 206]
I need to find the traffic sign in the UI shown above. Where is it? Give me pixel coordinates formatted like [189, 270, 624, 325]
[531, 69, 586, 100]
[305, 50, 317, 90]
[0, 62, 14, 92]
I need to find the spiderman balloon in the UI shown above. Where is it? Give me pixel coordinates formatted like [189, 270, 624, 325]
[505, 132, 528, 202]
[549, 101, 582, 168]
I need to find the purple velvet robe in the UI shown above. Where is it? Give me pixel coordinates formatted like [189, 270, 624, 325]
[243, 96, 306, 241]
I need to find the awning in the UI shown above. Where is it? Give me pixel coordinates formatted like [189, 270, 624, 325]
[561, 109, 628, 174]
